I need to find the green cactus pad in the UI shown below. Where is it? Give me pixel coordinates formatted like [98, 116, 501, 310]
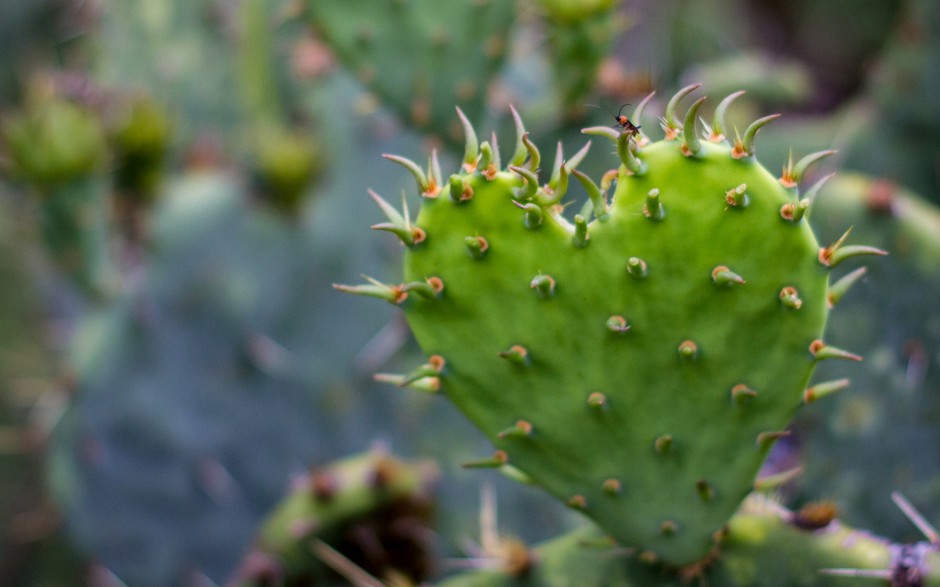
[348, 89, 872, 565]
[306, 0, 514, 140]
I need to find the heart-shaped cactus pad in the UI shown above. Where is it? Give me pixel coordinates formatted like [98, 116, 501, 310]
[341, 87, 881, 566]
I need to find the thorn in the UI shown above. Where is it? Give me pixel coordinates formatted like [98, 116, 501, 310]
[508, 105, 528, 167]
[626, 257, 648, 279]
[567, 495, 587, 510]
[581, 125, 621, 142]
[479, 140, 495, 175]
[711, 265, 745, 286]
[779, 286, 803, 309]
[810, 339, 863, 362]
[891, 491, 940, 544]
[732, 114, 781, 159]
[677, 340, 699, 360]
[655, 434, 673, 455]
[818, 228, 887, 268]
[803, 379, 850, 404]
[509, 165, 539, 202]
[606, 315, 631, 333]
[512, 200, 543, 229]
[521, 133, 541, 172]
[756, 430, 790, 451]
[827, 266, 867, 307]
[803, 171, 836, 204]
[548, 142, 564, 187]
[333, 277, 407, 304]
[660, 520, 679, 536]
[696, 479, 714, 502]
[754, 466, 802, 492]
[663, 83, 702, 140]
[643, 188, 665, 220]
[710, 90, 745, 142]
[631, 91, 656, 146]
[484, 132, 501, 179]
[602, 478, 622, 495]
[498, 420, 534, 439]
[499, 464, 535, 485]
[429, 149, 442, 192]
[564, 141, 591, 177]
[382, 154, 436, 197]
[724, 183, 749, 208]
[373, 372, 439, 393]
[600, 169, 618, 192]
[573, 214, 589, 247]
[462, 450, 509, 469]
[539, 163, 569, 205]
[731, 384, 758, 404]
[368, 189, 424, 246]
[618, 130, 644, 174]
[780, 199, 810, 222]
[465, 235, 490, 259]
[498, 345, 530, 366]
[312, 540, 386, 587]
[401, 277, 444, 299]
[572, 169, 609, 219]
[448, 174, 474, 203]
[456, 106, 479, 172]
[680, 96, 707, 156]
[780, 149, 837, 188]
[397, 355, 446, 386]
[587, 392, 608, 411]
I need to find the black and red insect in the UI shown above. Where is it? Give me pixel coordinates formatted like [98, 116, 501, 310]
[611, 103, 641, 137]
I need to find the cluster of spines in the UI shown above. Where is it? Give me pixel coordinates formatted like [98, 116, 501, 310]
[336, 84, 889, 547]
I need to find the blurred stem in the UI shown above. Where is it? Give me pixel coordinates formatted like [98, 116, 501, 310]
[239, 0, 283, 126]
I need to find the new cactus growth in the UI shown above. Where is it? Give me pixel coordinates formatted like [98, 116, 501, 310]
[1, 92, 115, 296]
[339, 86, 885, 567]
[230, 451, 438, 586]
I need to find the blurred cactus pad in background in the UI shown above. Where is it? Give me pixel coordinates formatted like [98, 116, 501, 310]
[0, 0, 938, 585]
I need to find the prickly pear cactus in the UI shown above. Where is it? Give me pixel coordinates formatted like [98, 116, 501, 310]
[340, 86, 883, 566]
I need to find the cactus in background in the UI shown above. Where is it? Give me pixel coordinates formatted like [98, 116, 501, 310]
[238, 0, 323, 216]
[797, 173, 940, 540]
[533, 0, 624, 118]
[247, 126, 322, 215]
[339, 85, 885, 568]
[1, 88, 115, 297]
[230, 450, 438, 586]
[306, 0, 515, 142]
[109, 95, 172, 206]
[842, 0, 940, 203]
[48, 172, 334, 586]
[437, 493, 940, 585]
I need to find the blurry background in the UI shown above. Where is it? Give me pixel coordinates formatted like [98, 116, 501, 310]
[0, 0, 937, 585]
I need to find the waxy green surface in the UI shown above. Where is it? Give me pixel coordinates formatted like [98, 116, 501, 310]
[402, 139, 829, 564]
